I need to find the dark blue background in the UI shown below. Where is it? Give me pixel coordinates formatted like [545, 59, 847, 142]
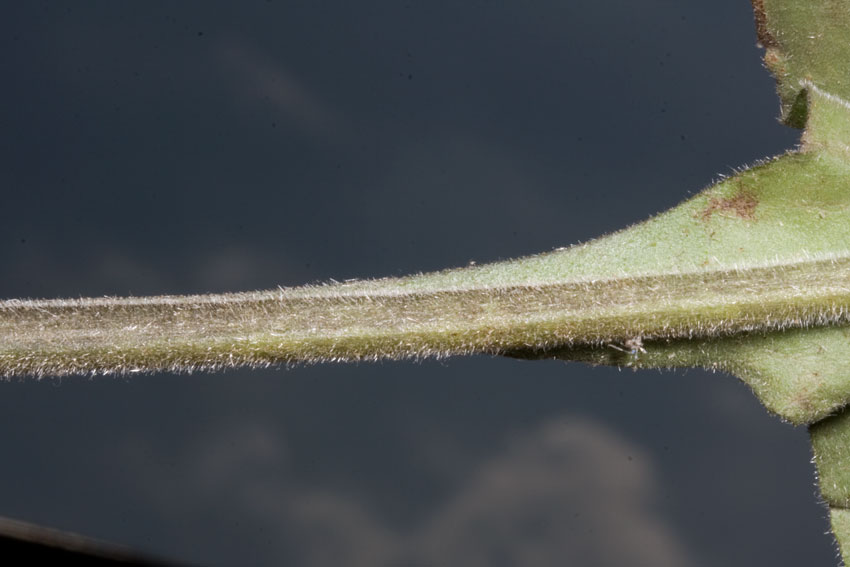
[0, 2, 831, 565]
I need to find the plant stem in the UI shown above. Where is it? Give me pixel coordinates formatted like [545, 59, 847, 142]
[2, 254, 849, 377]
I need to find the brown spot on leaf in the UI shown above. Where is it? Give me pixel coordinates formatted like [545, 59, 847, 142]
[763, 48, 787, 77]
[751, 0, 777, 48]
[700, 187, 759, 221]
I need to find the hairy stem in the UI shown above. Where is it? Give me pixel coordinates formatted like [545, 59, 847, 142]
[2, 254, 849, 377]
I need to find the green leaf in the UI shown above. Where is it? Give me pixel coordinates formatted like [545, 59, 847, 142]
[752, 0, 850, 131]
[515, 149, 850, 425]
[832, 509, 850, 561]
[810, 410, 850, 556]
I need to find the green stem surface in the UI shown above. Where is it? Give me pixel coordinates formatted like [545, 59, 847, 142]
[2, 252, 850, 378]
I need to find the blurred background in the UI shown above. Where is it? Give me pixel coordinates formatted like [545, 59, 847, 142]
[0, 1, 834, 565]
